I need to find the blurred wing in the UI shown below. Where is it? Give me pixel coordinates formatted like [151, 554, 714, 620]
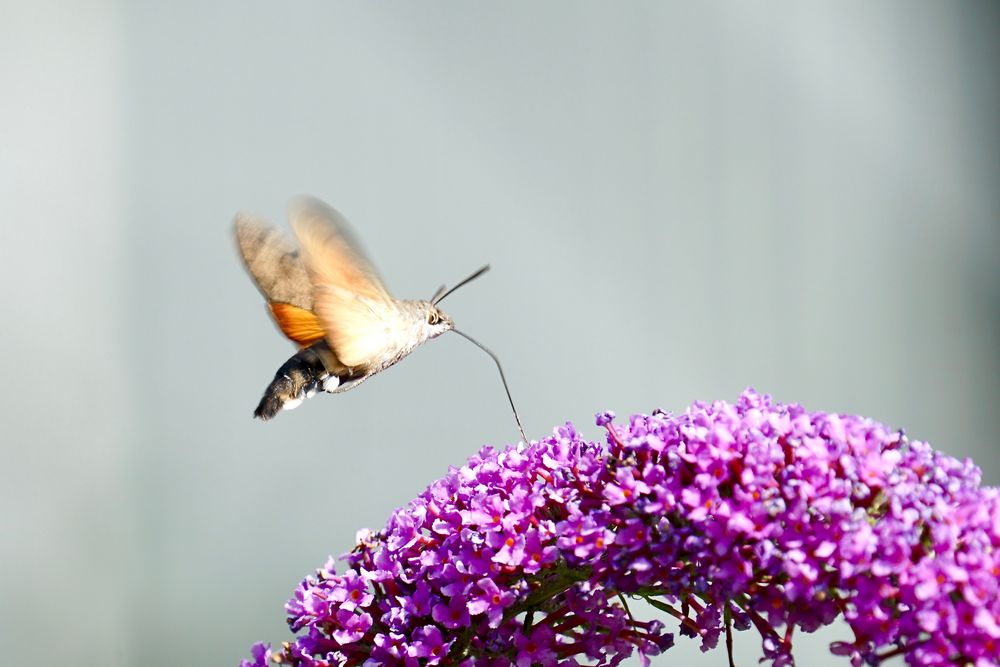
[313, 285, 406, 368]
[234, 211, 324, 346]
[267, 302, 327, 347]
[289, 196, 392, 302]
[234, 211, 314, 310]
[290, 196, 402, 367]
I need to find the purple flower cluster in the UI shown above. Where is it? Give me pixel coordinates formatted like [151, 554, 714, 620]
[243, 390, 999, 666]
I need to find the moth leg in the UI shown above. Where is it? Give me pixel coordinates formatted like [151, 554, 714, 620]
[327, 375, 368, 394]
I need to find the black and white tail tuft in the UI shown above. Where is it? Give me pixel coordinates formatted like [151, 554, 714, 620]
[253, 342, 344, 420]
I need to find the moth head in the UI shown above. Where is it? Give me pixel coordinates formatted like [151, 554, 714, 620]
[423, 264, 487, 338]
[422, 303, 454, 338]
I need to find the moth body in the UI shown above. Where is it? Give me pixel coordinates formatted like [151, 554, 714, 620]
[235, 197, 461, 420]
[363, 299, 454, 373]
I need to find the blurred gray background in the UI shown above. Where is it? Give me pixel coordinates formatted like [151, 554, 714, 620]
[2, 2, 998, 665]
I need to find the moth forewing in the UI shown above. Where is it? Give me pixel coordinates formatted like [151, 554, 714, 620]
[289, 196, 392, 303]
[233, 211, 314, 312]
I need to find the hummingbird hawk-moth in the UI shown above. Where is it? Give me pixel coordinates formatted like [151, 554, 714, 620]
[234, 196, 526, 441]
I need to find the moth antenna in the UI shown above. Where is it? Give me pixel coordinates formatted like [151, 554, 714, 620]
[429, 284, 448, 304]
[431, 264, 490, 305]
[452, 328, 528, 444]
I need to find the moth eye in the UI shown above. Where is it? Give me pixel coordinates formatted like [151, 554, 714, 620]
[428, 312, 440, 325]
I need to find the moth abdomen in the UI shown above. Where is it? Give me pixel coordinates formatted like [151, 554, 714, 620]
[253, 342, 348, 421]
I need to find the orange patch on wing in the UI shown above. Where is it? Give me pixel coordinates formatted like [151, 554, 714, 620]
[268, 302, 326, 346]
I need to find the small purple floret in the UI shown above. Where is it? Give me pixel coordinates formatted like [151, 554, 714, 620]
[239, 642, 271, 667]
[246, 390, 999, 666]
[595, 410, 616, 427]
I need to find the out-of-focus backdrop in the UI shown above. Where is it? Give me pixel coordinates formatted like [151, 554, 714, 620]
[2, 2, 997, 665]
